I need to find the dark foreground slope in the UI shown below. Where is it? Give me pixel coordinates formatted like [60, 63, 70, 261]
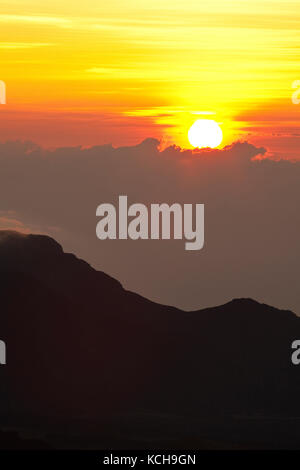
[0, 230, 299, 449]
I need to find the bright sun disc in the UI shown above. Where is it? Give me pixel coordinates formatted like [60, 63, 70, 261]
[188, 119, 223, 148]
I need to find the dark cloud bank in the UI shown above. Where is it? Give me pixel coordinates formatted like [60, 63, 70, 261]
[0, 139, 299, 313]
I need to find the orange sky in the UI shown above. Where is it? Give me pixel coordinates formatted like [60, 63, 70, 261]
[0, 0, 300, 157]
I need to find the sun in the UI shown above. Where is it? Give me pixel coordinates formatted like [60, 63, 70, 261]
[188, 119, 223, 148]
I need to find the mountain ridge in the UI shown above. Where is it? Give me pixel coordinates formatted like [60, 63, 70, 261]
[0, 230, 299, 448]
[0, 229, 293, 317]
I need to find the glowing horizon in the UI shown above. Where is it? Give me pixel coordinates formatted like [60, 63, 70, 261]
[0, 0, 299, 157]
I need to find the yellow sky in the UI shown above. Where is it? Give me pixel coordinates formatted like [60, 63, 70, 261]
[0, 0, 299, 152]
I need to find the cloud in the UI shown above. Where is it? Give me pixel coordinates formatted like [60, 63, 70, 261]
[0, 210, 54, 235]
[0, 43, 54, 49]
[0, 212, 31, 233]
[0, 14, 71, 27]
[0, 139, 298, 314]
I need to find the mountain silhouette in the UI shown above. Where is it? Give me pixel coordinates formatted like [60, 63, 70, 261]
[0, 230, 299, 449]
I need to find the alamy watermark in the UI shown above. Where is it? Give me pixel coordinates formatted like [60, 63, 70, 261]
[291, 340, 300, 365]
[0, 81, 6, 104]
[0, 340, 6, 365]
[96, 196, 204, 251]
[292, 80, 300, 104]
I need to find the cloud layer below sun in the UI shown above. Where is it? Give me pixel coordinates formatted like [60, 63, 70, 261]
[0, 138, 298, 314]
